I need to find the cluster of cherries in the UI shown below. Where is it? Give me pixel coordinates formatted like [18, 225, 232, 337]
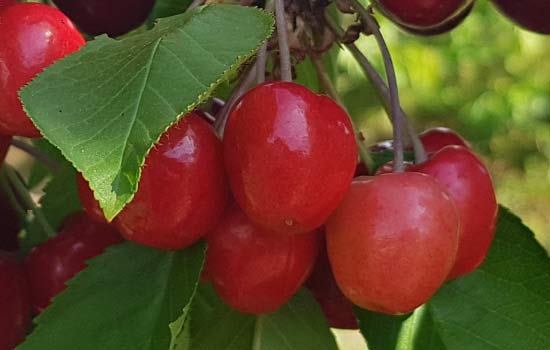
[0, 0, 519, 349]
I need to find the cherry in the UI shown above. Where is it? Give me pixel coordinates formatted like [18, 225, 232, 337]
[0, 0, 15, 11]
[205, 204, 319, 314]
[491, 0, 550, 34]
[77, 173, 108, 224]
[52, 0, 156, 37]
[0, 3, 85, 138]
[306, 232, 358, 329]
[400, 2, 474, 36]
[113, 112, 229, 250]
[374, 0, 473, 32]
[408, 146, 498, 279]
[326, 173, 459, 314]
[224, 82, 357, 235]
[419, 127, 469, 154]
[0, 251, 31, 350]
[25, 212, 123, 313]
[0, 187, 21, 251]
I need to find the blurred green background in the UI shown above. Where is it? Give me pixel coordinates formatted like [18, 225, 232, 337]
[329, 1, 549, 251]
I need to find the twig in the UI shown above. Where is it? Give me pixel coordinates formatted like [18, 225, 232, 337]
[10, 139, 60, 171]
[3, 165, 55, 238]
[256, 43, 268, 84]
[275, 0, 292, 82]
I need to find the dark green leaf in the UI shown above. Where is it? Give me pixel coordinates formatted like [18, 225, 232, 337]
[356, 207, 550, 350]
[20, 242, 206, 350]
[20, 4, 273, 220]
[190, 286, 338, 350]
[147, 0, 194, 24]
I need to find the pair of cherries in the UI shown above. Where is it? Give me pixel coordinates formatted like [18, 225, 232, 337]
[374, 0, 550, 35]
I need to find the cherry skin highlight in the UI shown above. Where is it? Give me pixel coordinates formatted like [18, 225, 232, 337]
[408, 146, 498, 279]
[205, 204, 319, 314]
[52, 0, 155, 37]
[491, 0, 550, 34]
[419, 127, 469, 154]
[0, 3, 85, 137]
[77, 173, 108, 224]
[306, 232, 358, 329]
[114, 112, 229, 250]
[374, 0, 473, 31]
[326, 173, 459, 314]
[224, 82, 357, 235]
[0, 251, 31, 350]
[25, 212, 123, 313]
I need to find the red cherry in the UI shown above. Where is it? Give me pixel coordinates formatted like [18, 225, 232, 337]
[205, 204, 319, 314]
[326, 173, 459, 314]
[354, 162, 370, 177]
[114, 112, 229, 250]
[491, 0, 550, 34]
[0, 187, 21, 251]
[0, 3, 85, 137]
[306, 232, 358, 329]
[374, 0, 473, 31]
[25, 212, 123, 313]
[76, 173, 108, 224]
[52, 0, 155, 37]
[0, 0, 15, 11]
[0, 251, 31, 350]
[398, 2, 473, 35]
[224, 82, 357, 235]
[408, 146, 498, 279]
[419, 127, 469, 154]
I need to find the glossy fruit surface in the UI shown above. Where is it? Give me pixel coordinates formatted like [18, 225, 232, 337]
[408, 146, 498, 279]
[77, 173, 107, 223]
[491, 0, 550, 34]
[224, 82, 357, 235]
[419, 127, 469, 154]
[0, 0, 15, 11]
[0, 251, 31, 350]
[114, 112, 229, 250]
[26, 212, 122, 313]
[0, 3, 85, 137]
[306, 232, 357, 329]
[326, 173, 459, 314]
[205, 204, 319, 314]
[375, 0, 473, 30]
[401, 2, 473, 35]
[0, 187, 21, 251]
[53, 0, 155, 36]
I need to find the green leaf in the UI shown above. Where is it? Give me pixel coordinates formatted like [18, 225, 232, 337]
[20, 242, 206, 350]
[147, 0, 194, 23]
[190, 286, 338, 350]
[20, 4, 274, 220]
[356, 207, 550, 350]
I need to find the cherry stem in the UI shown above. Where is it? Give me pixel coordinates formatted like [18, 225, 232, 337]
[10, 139, 60, 171]
[349, 0, 404, 172]
[275, 0, 292, 82]
[187, 0, 205, 12]
[214, 64, 257, 136]
[324, 10, 428, 164]
[2, 165, 55, 238]
[256, 43, 268, 85]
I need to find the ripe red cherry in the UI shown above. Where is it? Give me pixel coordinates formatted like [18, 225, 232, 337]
[0, 0, 15, 11]
[205, 204, 319, 314]
[0, 251, 31, 350]
[114, 112, 229, 250]
[52, 0, 155, 37]
[399, 2, 473, 35]
[306, 232, 358, 329]
[0, 3, 85, 137]
[224, 82, 357, 235]
[408, 146, 498, 279]
[326, 173, 459, 314]
[25, 212, 123, 313]
[374, 0, 473, 31]
[491, 0, 550, 34]
[77, 173, 108, 224]
[419, 127, 469, 154]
